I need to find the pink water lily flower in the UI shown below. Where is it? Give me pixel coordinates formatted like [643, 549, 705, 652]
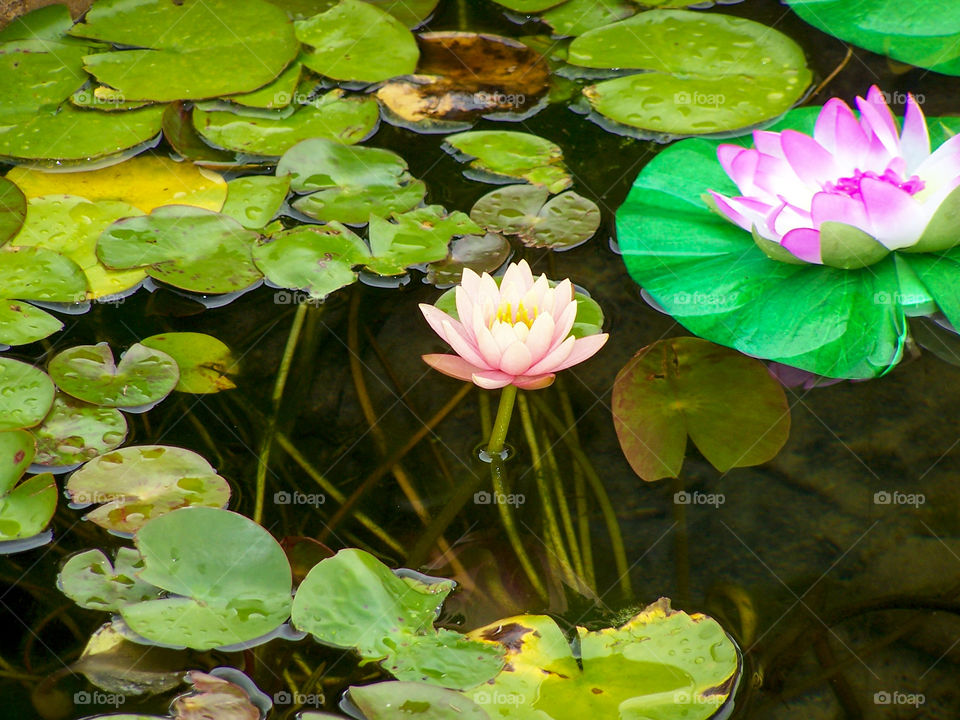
[710, 86, 960, 264]
[419, 260, 608, 390]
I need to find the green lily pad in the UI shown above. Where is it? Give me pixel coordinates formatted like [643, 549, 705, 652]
[615, 108, 913, 379]
[67, 445, 232, 534]
[68, 0, 300, 102]
[570, 10, 811, 136]
[48, 342, 180, 410]
[466, 598, 740, 719]
[491, 0, 565, 11]
[444, 131, 572, 193]
[0, 36, 91, 124]
[425, 232, 511, 286]
[0, 357, 56, 431]
[221, 176, 291, 230]
[366, 0, 439, 27]
[611, 337, 790, 482]
[786, 0, 960, 75]
[253, 224, 370, 300]
[11, 195, 147, 299]
[0, 103, 165, 165]
[192, 91, 379, 156]
[291, 549, 504, 689]
[0, 177, 27, 244]
[31, 393, 127, 468]
[0, 245, 87, 303]
[121, 506, 292, 650]
[97, 206, 263, 294]
[70, 85, 154, 112]
[0, 430, 34, 492]
[58, 547, 160, 612]
[296, 0, 419, 83]
[542, 0, 636, 36]
[227, 60, 303, 109]
[470, 185, 600, 249]
[366, 206, 482, 276]
[0, 471, 57, 542]
[141, 333, 238, 394]
[349, 682, 490, 720]
[0, 299, 63, 347]
[279, 138, 426, 225]
[0, 4, 74, 42]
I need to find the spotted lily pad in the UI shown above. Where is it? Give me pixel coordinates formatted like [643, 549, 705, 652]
[120, 506, 292, 650]
[470, 185, 600, 250]
[569, 10, 811, 136]
[612, 337, 790, 482]
[253, 224, 370, 300]
[465, 598, 741, 718]
[68, 0, 299, 102]
[425, 232, 511, 286]
[220, 176, 291, 230]
[97, 206, 263, 295]
[141, 333, 238, 394]
[0, 245, 88, 303]
[66, 445, 232, 534]
[365, 206, 482, 276]
[279, 138, 426, 225]
[0, 430, 34, 491]
[291, 549, 504, 688]
[58, 547, 160, 612]
[296, 0, 419, 83]
[0, 357, 56, 431]
[48, 342, 180, 410]
[444, 131, 572, 193]
[348, 682, 489, 720]
[0, 428, 55, 542]
[0, 33, 92, 124]
[0, 300, 63, 347]
[31, 393, 128, 468]
[0, 177, 26, 244]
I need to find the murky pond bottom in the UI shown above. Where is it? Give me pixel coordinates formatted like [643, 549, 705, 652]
[3, 0, 960, 718]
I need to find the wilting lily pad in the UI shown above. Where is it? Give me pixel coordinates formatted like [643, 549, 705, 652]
[0, 430, 34, 490]
[0, 178, 27, 244]
[366, 206, 482, 276]
[0, 299, 62, 347]
[7, 157, 227, 213]
[10, 195, 147, 299]
[612, 337, 790, 482]
[172, 670, 263, 720]
[220, 176, 291, 230]
[470, 185, 600, 250]
[67, 445, 232, 534]
[97, 206, 263, 295]
[426, 232, 511, 286]
[31, 393, 128, 467]
[141, 333, 238, 394]
[296, 0, 419, 83]
[349, 682, 489, 720]
[49, 343, 180, 410]
[568, 10, 811, 136]
[68, 0, 299, 102]
[58, 547, 160, 612]
[120, 507, 292, 650]
[253, 224, 370, 300]
[542, 0, 635, 36]
[466, 597, 740, 719]
[291, 549, 503, 688]
[444, 131, 572, 193]
[376, 33, 549, 131]
[0, 357, 56, 431]
[279, 138, 426, 224]
[193, 91, 379, 156]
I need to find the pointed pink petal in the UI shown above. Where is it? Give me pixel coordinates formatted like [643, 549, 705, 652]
[901, 93, 930, 172]
[526, 336, 575, 376]
[717, 144, 747, 179]
[813, 97, 848, 153]
[500, 342, 533, 375]
[709, 191, 772, 232]
[914, 133, 960, 187]
[729, 148, 761, 194]
[859, 176, 925, 249]
[708, 191, 751, 230]
[770, 200, 812, 238]
[420, 304, 458, 344]
[525, 313, 555, 365]
[475, 323, 505, 368]
[810, 192, 870, 231]
[441, 319, 490, 369]
[422, 354, 484, 382]
[856, 89, 900, 157]
[781, 228, 822, 264]
[472, 370, 513, 390]
[549, 333, 609, 373]
[550, 300, 578, 348]
[513, 374, 555, 390]
[780, 130, 838, 186]
[753, 130, 784, 158]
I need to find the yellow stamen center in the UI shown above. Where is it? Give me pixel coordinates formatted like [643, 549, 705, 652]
[494, 301, 538, 328]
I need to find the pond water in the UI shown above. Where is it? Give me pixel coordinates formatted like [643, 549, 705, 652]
[2, 0, 960, 718]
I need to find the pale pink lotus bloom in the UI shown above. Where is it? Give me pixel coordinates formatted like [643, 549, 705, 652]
[419, 260, 608, 390]
[710, 86, 960, 264]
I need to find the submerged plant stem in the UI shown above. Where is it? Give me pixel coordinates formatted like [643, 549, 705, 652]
[672, 475, 690, 606]
[254, 302, 309, 524]
[557, 378, 595, 589]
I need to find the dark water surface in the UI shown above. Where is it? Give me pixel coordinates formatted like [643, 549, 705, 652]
[3, 1, 960, 718]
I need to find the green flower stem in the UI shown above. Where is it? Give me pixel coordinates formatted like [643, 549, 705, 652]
[531, 395, 632, 598]
[672, 475, 690, 606]
[557, 378, 595, 588]
[487, 384, 518, 455]
[254, 302, 309, 524]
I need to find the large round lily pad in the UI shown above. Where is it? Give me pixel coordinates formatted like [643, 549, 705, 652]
[140, 333, 238, 394]
[444, 131, 572, 193]
[66, 445, 232, 534]
[31, 393, 128, 468]
[296, 0, 419, 83]
[68, 0, 300, 102]
[569, 10, 811, 136]
[470, 185, 600, 250]
[97, 206, 263, 295]
[0, 357, 56, 431]
[120, 507, 292, 650]
[466, 598, 741, 719]
[48, 342, 180, 410]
